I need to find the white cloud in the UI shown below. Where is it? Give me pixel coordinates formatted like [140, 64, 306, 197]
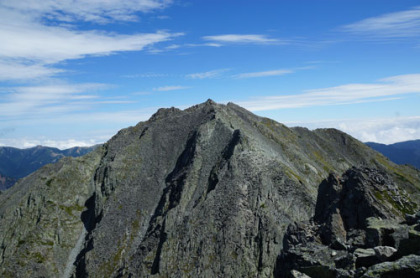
[0, 2, 180, 82]
[0, 60, 64, 81]
[233, 69, 294, 79]
[186, 69, 229, 79]
[342, 6, 420, 38]
[0, 0, 172, 23]
[153, 85, 190, 91]
[202, 34, 285, 45]
[237, 73, 420, 111]
[289, 116, 420, 145]
[0, 82, 108, 117]
[0, 22, 179, 64]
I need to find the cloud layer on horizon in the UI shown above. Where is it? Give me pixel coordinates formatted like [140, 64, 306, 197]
[289, 116, 420, 145]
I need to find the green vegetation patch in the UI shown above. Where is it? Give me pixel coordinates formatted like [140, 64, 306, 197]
[374, 190, 417, 216]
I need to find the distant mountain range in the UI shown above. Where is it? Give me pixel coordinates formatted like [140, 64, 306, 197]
[366, 140, 420, 169]
[0, 145, 98, 190]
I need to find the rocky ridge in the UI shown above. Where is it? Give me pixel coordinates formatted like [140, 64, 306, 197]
[0, 100, 419, 277]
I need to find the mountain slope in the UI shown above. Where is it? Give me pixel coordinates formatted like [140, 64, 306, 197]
[0, 100, 419, 278]
[0, 145, 97, 189]
[366, 140, 420, 169]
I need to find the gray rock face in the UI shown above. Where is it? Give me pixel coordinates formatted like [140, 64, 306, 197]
[0, 100, 419, 278]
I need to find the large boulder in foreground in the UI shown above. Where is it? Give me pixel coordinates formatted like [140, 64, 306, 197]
[277, 167, 419, 278]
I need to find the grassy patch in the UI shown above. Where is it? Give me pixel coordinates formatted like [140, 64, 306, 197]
[374, 190, 417, 215]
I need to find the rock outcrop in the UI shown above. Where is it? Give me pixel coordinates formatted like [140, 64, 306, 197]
[0, 100, 419, 277]
[277, 167, 420, 278]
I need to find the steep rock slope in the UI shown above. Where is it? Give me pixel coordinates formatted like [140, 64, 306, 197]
[0, 100, 419, 278]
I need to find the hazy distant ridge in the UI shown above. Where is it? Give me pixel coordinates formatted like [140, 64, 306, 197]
[366, 140, 420, 169]
[0, 145, 98, 190]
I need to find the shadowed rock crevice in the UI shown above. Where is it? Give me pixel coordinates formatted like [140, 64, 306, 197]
[150, 220, 167, 275]
[165, 131, 199, 210]
[73, 193, 103, 277]
[207, 129, 241, 194]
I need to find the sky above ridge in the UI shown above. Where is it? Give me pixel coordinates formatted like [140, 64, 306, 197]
[1, 0, 420, 149]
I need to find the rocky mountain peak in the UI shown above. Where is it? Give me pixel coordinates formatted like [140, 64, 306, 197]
[0, 101, 419, 278]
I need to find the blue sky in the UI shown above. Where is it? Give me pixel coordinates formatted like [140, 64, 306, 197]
[1, 0, 420, 149]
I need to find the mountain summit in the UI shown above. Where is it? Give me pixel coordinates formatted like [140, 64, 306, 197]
[0, 100, 419, 277]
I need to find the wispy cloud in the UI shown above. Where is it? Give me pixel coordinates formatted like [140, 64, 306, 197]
[341, 6, 420, 38]
[0, 22, 180, 64]
[186, 69, 229, 79]
[0, 2, 180, 82]
[202, 34, 286, 45]
[0, 60, 64, 81]
[0, 0, 172, 23]
[123, 73, 170, 78]
[0, 82, 109, 117]
[237, 73, 420, 111]
[153, 85, 190, 91]
[233, 69, 294, 79]
[0, 0, 179, 135]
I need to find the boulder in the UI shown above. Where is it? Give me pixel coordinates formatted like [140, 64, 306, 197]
[362, 254, 420, 278]
[373, 246, 397, 261]
[290, 269, 312, 278]
[354, 248, 379, 268]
